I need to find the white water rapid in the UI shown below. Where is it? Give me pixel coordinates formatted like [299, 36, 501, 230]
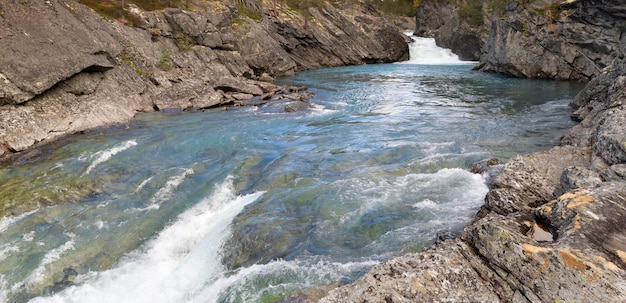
[403, 35, 475, 65]
[28, 177, 265, 303]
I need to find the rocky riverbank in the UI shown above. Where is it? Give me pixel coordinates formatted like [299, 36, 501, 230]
[321, 0, 626, 301]
[0, 0, 410, 164]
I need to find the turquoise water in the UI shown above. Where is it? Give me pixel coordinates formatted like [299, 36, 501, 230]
[0, 60, 583, 302]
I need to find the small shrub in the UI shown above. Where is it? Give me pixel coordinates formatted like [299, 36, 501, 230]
[367, 0, 418, 17]
[487, 0, 511, 16]
[457, 0, 484, 27]
[174, 32, 195, 51]
[522, 21, 530, 36]
[237, 2, 263, 20]
[158, 50, 172, 71]
[118, 51, 146, 76]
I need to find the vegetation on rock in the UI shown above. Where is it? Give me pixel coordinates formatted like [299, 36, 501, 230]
[76, 0, 420, 26]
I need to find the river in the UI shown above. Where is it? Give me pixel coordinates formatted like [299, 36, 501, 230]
[0, 38, 584, 302]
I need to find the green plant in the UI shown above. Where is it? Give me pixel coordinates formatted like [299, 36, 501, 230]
[118, 51, 146, 76]
[158, 50, 172, 71]
[522, 21, 530, 36]
[457, 0, 484, 27]
[174, 32, 195, 51]
[367, 0, 418, 17]
[237, 2, 263, 20]
[487, 0, 511, 16]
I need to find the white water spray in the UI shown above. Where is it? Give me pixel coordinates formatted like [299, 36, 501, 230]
[29, 177, 265, 303]
[83, 140, 138, 175]
[403, 36, 475, 65]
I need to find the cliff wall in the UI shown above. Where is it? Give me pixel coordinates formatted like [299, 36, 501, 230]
[415, 0, 625, 81]
[0, 0, 409, 162]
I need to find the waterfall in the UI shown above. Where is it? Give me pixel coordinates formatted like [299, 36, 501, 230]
[403, 35, 475, 65]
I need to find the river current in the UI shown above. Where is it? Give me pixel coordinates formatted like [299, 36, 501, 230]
[0, 38, 584, 302]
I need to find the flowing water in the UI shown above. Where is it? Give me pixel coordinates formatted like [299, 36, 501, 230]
[0, 38, 584, 302]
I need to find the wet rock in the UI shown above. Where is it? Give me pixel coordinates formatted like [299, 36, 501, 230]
[469, 158, 503, 187]
[285, 101, 312, 112]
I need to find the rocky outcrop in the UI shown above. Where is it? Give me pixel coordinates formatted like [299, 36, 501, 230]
[322, 55, 626, 302]
[475, 0, 625, 80]
[415, 0, 625, 80]
[0, 0, 408, 161]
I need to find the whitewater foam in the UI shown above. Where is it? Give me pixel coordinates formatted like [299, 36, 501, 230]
[0, 210, 36, 233]
[29, 177, 264, 303]
[149, 168, 194, 206]
[16, 233, 77, 291]
[191, 258, 379, 303]
[83, 140, 138, 175]
[402, 36, 476, 65]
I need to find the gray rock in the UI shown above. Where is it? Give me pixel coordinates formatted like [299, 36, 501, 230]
[475, 0, 624, 80]
[285, 101, 311, 112]
[485, 146, 590, 214]
[0, 0, 411, 204]
[556, 166, 603, 196]
[153, 79, 222, 110]
[469, 158, 504, 188]
[0, 0, 121, 105]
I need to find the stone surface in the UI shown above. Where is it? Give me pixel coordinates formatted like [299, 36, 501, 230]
[476, 0, 625, 80]
[415, 0, 626, 80]
[0, 0, 121, 105]
[0, 0, 409, 161]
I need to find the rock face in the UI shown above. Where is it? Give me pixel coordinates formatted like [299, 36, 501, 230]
[476, 0, 625, 80]
[322, 55, 626, 302]
[0, 0, 408, 161]
[415, 0, 625, 80]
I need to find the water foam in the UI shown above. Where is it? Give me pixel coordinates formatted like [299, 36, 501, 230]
[83, 140, 138, 175]
[149, 168, 194, 206]
[338, 168, 488, 225]
[29, 177, 264, 303]
[16, 233, 77, 291]
[191, 258, 379, 302]
[0, 210, 36, 233]
[402, 37, 475, 65]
